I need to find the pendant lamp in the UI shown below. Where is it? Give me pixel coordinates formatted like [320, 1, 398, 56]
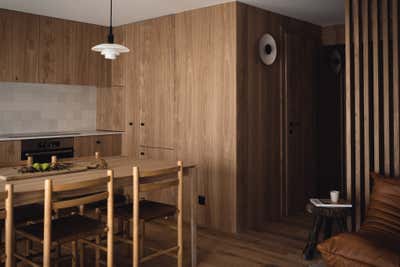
[92, 0, 129, 60]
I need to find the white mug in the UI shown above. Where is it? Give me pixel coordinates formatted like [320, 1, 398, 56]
[330, 190, 340, 203]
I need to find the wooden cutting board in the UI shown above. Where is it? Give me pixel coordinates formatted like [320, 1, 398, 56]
[0, 164, 89, 181]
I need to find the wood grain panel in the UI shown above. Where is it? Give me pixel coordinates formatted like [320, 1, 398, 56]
[362, 0, 370, 208]
[175, 3, 237, 232]
[372, 0, 380, 173]
[236, 5, 283, 230]
[0, 9, 13, 81]
[346, 0, 400, 228]
[382, 0, 390, 175]
[136, 16, 176, 149]
[111, 26, 127, 87]
[10, 11, 39, 82]
[74, 135, 122, 158]
[39, 16, 66, 84]
[352, 0, 361, 227]
[123, 23, 140, 158]
[322, 25, 345, 45]
[97, 86, 125, 131]
[392, 0, 400, 176]
[0, 9, 39, 82]
[0, 141, 21, 163]
[345, 0, 353, 210]
[39, 15, 110, 86]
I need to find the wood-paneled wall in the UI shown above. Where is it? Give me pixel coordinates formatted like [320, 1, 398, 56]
[112, 2, 321, 233]
[322, 25, 345, 45]
[175, 4, 238, 232]
[345, 0, 400, 229]
[236, 4, 320, 231]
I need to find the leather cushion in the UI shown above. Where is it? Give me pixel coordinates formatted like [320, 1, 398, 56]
[16, 214, 105, 244]
[362, 173, 400, 241]
[318, 232, 400, 267]
[318, 173, 400, 267]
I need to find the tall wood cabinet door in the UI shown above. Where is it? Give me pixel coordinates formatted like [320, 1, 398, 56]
[97, 86, 125, 131]
[0, 10, 39, 82]
[284, 30, 318, 215]
[137, 16, 176, 149]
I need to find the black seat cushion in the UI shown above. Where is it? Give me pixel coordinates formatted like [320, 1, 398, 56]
[14, 203, 44, 225]
[16, 214, 106, 244]
[114, 200, 176, 221]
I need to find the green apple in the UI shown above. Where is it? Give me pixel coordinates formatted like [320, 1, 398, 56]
[32, 163, 41, 171]
[41, 163, 50, 171]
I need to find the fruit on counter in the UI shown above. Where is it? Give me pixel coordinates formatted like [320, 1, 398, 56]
[32, 163, 41, 171]
[41, 163, 50, 171]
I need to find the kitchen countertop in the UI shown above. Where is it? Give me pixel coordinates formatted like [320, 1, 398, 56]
[0, 130, 123, 142]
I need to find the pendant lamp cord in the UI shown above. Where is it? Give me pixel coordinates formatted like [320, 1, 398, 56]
[108, 0, 114, 43]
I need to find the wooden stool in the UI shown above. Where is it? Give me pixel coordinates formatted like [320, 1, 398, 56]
[303, 202, 352, 260]
[114, 161, 184, 267]
[15, 171, 115, 267]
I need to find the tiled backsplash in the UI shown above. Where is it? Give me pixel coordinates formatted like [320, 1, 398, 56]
[0, 82, 96, 134]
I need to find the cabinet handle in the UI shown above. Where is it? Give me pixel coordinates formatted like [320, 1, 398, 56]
[140, 122, 145, 126]
[96, 140, 101, 144]
[129, 122, 133, 126]
[140, 152, 145, 156]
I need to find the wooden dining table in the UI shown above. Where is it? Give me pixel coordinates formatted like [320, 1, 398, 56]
[0, 156, 198, 267]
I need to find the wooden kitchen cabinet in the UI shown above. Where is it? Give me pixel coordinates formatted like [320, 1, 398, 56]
[138, 146, 176, 161]
[124, 16, 176, 150]
[39, 16, 110, 86]
[0, 9, 40, 82]
[97, 86, 125, 131]
[74, 135, 122, 158]
[0, 141, 21, 163]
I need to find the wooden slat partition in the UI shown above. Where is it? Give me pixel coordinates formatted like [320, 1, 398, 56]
[345, 0, 400, 229]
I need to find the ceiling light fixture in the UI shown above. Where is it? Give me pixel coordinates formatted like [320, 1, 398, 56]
[92, 0, 129, 60]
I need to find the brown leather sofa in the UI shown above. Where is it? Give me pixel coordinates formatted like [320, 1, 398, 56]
[318, 173, 400, 267]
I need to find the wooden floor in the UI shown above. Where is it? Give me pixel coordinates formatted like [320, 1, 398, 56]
[23, 214, 321, 267]
[78, 214, 322, 267]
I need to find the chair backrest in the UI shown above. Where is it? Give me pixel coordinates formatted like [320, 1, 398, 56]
[43, 170, 114, 266]
[136, 162, 183, 193]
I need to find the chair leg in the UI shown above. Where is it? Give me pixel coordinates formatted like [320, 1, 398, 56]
[95, 235, 101, 267]
[72, 241, 78, 267]
[54, 243, 61, 267]
[139, 220, 145, 259]
[79, 241, 85, 267]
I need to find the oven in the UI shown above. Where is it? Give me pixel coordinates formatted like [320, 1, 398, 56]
[21, 138, 74, 163]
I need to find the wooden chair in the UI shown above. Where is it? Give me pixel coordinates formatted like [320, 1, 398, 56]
[15, 171, 115, 267]
[0, 184, 14, 267]
[114, 161, 183, 267]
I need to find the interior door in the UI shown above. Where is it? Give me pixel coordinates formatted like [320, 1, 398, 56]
[284, 30, 318, 215]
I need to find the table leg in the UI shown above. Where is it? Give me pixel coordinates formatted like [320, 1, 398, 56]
[191, 167, 197, 267]
[337, 216, 348, 232]
[303, 215, 323, 260]
[324, 218, 333, 240]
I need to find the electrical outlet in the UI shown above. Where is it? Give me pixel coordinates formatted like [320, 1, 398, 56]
[198, 195, 206, 205]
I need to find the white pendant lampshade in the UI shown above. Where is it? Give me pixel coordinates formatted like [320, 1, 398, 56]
[92, 43, 129, 60]
[92, 0, 129, 60]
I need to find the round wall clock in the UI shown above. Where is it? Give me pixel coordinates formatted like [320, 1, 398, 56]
[259, 33, 277, 66]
